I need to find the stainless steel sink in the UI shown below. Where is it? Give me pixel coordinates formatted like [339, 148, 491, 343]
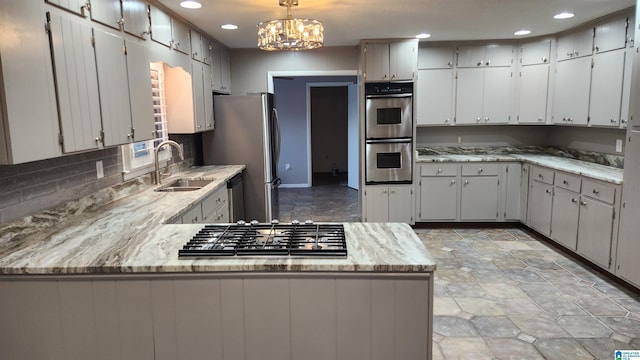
[155, 178, 214, 192]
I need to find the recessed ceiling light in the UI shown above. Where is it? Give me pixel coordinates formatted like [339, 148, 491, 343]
[416, 33, 431, 39]
[221, 24, 239, 30]
[554, 12, 575, 20]
[514, 30, 531, 36]
[180, 1, 202, 9]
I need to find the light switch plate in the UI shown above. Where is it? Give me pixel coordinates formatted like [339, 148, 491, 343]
[616, 139, 623, 153]
[96, 160, 104, 179]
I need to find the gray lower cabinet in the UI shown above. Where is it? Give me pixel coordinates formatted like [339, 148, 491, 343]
[460, 176, 499, 220]
[550, 187, 580, 250]
[418, 164, 458, 221]
[502, 163, 522, 220]
[526, 170, 554, 236]
[617, 131, 640, 287]
[364, 185, 414, 223]
[181, 185, 229, 224]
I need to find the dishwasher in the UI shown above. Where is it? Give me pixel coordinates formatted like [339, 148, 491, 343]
[227, 173, 245, 222]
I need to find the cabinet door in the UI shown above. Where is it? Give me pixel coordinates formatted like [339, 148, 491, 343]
[416, 69, 454, 125]
[483, 67, 512, 124]
[577, 197, 614, 269]
[550, 187, 580, 250]
[556, 33, 575, 61]
[520, 165, 530, 223]
[389, 41, 417, 81]
[520, 39, 551, 65]
[122, 0, 149, 39]
[202, 38, 212, 65]
[518, 65, 549, 124]
[182, 204, 202, 224]
[418, 47, 454, 69]
[553, 57, 591, 125]
[460, 176, 499, 220]
[126, 40, 154, 142]
[589, 50, 625, 127]
[171, 18, 190, 54]
[219, 47, 231, 92]
[94, 29, 133, 146]
[617, 132, 640, 285]
[365, 187, 389, 222]
[595, 17, 628, 53]
[527, 180, 553, 236]
[191, 61, 206, 132]
[573, 27, 595, 58]
[456, 45, 485, 68]
[211, 43, 223, 91]
[484, 44, 513, 67]
[455, 69, 484, 124]
[149, 5, 171, 47]
[419, 177, 457, 220]
[388, 186, 413, 223]
[203, 64, 214, 130]
[90, 0, 121, 30]
[503, 163, 522, 221]
[190, 29, 203, 61]
[45, 0, 88, 17]
[48, 12, 102, 153]
[364, 43, 390, 81]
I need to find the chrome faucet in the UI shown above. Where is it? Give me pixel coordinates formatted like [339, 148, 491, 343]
[154, 140, 185, 185]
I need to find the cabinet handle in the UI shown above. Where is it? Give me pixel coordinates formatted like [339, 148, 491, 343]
[595, 46, 600, 53]
[592, 188, 600, 195]
[563, 180, 568, 185]
[485, 60, 491, 66]
[437, 168, 442, 173]
[571, 198, 578, 203]
[485, 117, 489, 122]
[390, 189, 396, 194]
[477, 117, 482, 123]
[477, 60, 483, 66]
[464, 180, 469, 185]
[445, 118, 450, 123]
[478, 168, 483, 173]
[545, 189, 551, 194]
[192, 216, 198, 223]
[567, 52, 572, 57]
[451, 179, 456, 184]
[580, 200, 587, 206]
[523, 168, 528, 173]
[542, 56, 548, 63]
[610, 118, 616, 124]
[447, 62, 453, 67]
[538, 174, 543, 179]
[538, 117, 543, 121]
[574, 51, 579, 57]
[383, 190, 388, 194]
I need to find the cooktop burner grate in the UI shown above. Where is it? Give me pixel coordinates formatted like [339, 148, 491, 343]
[179, 223, 347, 257]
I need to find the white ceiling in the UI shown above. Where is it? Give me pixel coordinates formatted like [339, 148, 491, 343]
[155, 0, 636, 49]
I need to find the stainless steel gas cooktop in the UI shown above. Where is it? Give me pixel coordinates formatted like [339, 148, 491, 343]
[179, 221, 347, 258]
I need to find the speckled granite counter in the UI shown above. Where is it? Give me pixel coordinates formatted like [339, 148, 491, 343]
[0, 165, 435, 275]
[416, 146, 623, 184]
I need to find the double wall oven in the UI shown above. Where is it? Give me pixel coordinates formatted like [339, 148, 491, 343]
[365, 82, 414, 184]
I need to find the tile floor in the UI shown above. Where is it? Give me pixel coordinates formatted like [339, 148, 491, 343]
[277, 184, 640, 359]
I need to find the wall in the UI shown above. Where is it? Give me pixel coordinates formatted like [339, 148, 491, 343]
[311, 87, 349, 174]
[274, 76, 357, 186]
[230, 47, 359, 95]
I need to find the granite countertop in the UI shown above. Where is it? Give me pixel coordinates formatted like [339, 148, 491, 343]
[416, 146, 624, 184]
[0, 165, 435, 275]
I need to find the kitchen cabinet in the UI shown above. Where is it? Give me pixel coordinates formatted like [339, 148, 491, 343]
[519, 164, 530, 223]
[616, 131, 640, 286]
[181, 185, 229, 224]
[190, 29, 204, 62]
[363, 40, 418, 82]
[456, 67, 513, 124]
[517, 64, 549, 124]
[149, 3, 191, 54]
[418, 164, 458, 221]
[594, 16, 629, 53]
[553, 56, 591, 125]
[90, 0, 121, 30]
[418, 46, 455, 69]
[456, 44, 513, 68]
[364, 185, 414, 223]
[47, 11, 103, 153]
[519, 38, 551, 65]
[125, 40, 155, 142]
[189, 60, 214, 132]
[460, 164, 499, 220]
[557, 27, 594, 61]
[589, 50, 626, 127]
[416, 69, 454, 125]
[549, 173, 582, 250]
[122, 0, 150, 39]
[502, 163, 522, 221]
[211, 42, 231, 93]
[45, 0, 88, 17]
[527, 166, 554, 236]
[0, 2, 62, 164]
[164, 60, 213, 134]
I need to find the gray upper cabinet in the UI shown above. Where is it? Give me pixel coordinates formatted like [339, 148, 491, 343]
[517, 64, 549, 124]
[416, 69, 454, 125]
[190, 29, 203, 62]
[456, 67, 512, 124]
[89, 0, 122, 30]
[553, 57, 591, 125]
[457, 44, 513, 68]
[126, 40, 155, 142]
[363, 40, 417, 81]
[122, 0, 150, 39]
[149, 5, 172, 47]
[519, 38, 551, 65]
[557, 27, 594, 61]
[589, 50, 626, 127]
[47, 11, 103, 153]
[45, 0, 88, 17]
[0, 2, 62, 164]
[170, 18, 190, 54]
[617, 131, 640, 287]
[594, 17, 629, 53]
[418, 47, 455, 69]
[211, 42, 231, 93]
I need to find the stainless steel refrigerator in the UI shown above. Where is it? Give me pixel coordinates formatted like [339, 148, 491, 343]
[202, 93, 280, 222]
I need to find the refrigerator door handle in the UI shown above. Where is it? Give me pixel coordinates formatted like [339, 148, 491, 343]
[273, 108, 281, 164]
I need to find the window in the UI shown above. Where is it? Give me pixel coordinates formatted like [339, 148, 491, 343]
[121, 62, 170, 178]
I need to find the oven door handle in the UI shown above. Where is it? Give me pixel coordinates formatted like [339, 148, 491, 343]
[365, 93, 413, 99]
[366, 138, 412, 144]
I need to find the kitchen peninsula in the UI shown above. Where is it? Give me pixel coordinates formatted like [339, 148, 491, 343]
[0, 164, 435, 360]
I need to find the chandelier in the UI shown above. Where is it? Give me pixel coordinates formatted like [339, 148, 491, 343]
[257, 0, 324, 51]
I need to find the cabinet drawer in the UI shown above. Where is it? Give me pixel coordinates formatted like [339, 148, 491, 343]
[461, 163, 499, 176]
[420, 164, 458, 176]
[182, 204, 202, 224]
[202, 186, 228, 220]
[531, 166, 554, 185]
[581, 179, 616, 204]
[555, 172, 581, 192]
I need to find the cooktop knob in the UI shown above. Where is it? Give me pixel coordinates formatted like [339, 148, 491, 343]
[237, 220, 246, 225]
[305, 219, 314, 225]
[291, 220, 300, 225]
[250, 220, 259, 226]
[271, 219, 280, 224]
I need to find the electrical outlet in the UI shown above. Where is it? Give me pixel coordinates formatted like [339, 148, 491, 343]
[285, 163, 291, 170]
[96, 160, 104, 179]
[457, 136, 462, 143]
[616, 139, 623, 153]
